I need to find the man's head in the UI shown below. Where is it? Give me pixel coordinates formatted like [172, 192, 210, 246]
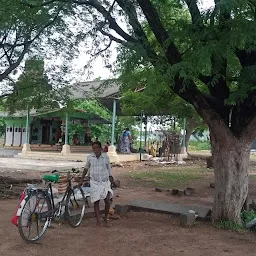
[92, 141, 102, 156]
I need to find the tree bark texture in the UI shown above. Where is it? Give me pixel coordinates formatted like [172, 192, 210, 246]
[210, 127, 251, 223]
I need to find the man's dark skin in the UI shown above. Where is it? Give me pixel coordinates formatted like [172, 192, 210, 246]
[79, 143, 114, 227]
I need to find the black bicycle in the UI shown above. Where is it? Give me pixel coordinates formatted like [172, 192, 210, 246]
[18, 169, 86, 243]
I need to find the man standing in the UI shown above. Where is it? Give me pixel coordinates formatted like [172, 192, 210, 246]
[79, 141, 114, 227]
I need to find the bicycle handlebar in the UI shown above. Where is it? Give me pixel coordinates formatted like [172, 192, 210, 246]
[51, 168, 80, 174]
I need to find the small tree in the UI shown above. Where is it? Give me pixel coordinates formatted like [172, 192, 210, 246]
[5, 58, 60, 112]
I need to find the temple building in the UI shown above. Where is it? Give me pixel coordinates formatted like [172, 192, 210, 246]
[0, 107, 110, 151]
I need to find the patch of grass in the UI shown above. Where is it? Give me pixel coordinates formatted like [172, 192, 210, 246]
[127, 167, 207, 188]
[215, 211, 256, 232]
[249, 174, 256, 180]
[250, 154, 256, 161]
[189, 141, 211, 151]
[215, 220, 244, 232]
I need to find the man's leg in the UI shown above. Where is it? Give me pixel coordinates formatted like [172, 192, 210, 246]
[104, 192, 111, 225]
[94, 200, 101, 226]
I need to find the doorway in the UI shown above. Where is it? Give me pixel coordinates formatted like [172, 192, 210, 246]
[42, 124, 50, 144]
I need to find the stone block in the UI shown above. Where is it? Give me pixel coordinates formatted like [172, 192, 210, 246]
[22, 143, 31, 154]
[180, 212, 196, 227]
[107, 145, 120, 163]
[114, 204, 131, 216]
[210, 183, 215, 188]
[184, 187, 195, 196]
[61, 144, 71, 155]
[171, 189, 184, 196]
[142, 153, 151, 161]
[129, 200, 212, 219]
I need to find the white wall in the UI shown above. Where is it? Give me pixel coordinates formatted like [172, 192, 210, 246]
[5, 126, 13, 146]
[13, 127, 22, 146]
[21, 127, 26, 145]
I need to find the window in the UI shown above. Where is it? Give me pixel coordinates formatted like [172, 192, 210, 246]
[23, 128, 26, 132]
[6, 127, 9, 132]
[10, 127, 13, 132]
[18, 127, 21, 132]
[15, 127, 18, 132]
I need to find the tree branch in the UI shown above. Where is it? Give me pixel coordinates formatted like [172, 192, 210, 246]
[115, 0, 158, 60]
[91, 38, 112, 57]
[0, 8, 62, 82]
[184, 0, 204, 28]
[73, 0, 138, 43]
[137, 0, 182, 64]
[98, 28, 128, 45]
[0, 44, 29, 82]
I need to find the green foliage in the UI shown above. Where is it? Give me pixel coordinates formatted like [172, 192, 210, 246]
[189, 141, 211, 151]
[70, 100, 138, 145]
[4, 58, 60, 113]
[215, 210, 256, 231]
[126, 166, 207, 188]
[215, 220, 244, 231]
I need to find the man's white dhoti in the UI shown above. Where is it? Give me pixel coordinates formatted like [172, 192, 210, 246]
[90, 180, 113, 203]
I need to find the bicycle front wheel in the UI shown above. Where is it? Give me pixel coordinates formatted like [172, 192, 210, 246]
[65, 186, 86, 227]
[18, 190, 51, 243]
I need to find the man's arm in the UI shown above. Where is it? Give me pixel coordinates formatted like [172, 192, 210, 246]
[81, 168, 88, 181]
[106, 156, 114, 184]
[79, 157, 90, 186]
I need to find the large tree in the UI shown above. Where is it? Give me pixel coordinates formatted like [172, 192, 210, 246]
[25, 0, 256, 223]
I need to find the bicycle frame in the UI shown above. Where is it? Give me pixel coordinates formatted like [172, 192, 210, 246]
[46, 178, 72, 220]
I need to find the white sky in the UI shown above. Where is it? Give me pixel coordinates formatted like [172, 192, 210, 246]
[73, 0, 215, 81]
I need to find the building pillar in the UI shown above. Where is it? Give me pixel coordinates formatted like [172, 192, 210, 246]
[22, 107, 31, 153]
[111, 99, 116, 146]
[107, 99, 119, 163]
[61, 112, 71, 155]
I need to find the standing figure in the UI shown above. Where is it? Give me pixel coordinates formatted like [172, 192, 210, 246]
[79, 141, 114, 227]
[151, 141, 157, 157]
[120, 128, 132, 153]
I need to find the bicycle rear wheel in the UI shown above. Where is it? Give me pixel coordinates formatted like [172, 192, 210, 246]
[65, 186, 86, 227]
[18, 190, 51, 243]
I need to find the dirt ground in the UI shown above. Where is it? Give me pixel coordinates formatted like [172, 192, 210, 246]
[1, 159, 256, 255]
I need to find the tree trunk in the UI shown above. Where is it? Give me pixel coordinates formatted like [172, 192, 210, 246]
[185, 129, 193, 148]
[210, 129, 251, 223]
[182, 116, 202, 149]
